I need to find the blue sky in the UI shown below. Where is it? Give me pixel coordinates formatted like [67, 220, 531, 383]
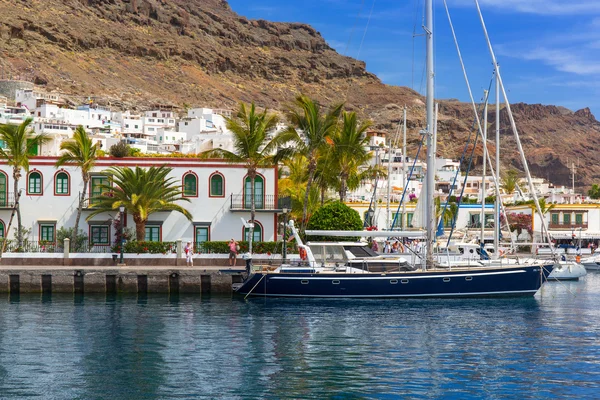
[227, 0, 600, 117]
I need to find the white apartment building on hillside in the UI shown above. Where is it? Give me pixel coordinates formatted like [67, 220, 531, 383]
[0, 157, 281, 249]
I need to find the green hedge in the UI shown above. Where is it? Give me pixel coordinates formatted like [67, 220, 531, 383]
[112, 241, 176, 254]
[198, 241, 296, 254]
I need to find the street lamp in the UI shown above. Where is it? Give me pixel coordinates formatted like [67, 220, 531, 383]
[282, 207, 289, 264]
[119, 205, 125, 265]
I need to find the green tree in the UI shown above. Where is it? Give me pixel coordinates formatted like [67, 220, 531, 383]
[588, 184, 600, 199]
[55, 126, 99, 247]
[201, 102, 295, 251]
[279, 154, 321, 223]
[285, 95, 343, 230]
[86, 165, 192, 240]
[501, 169, 521, 195]
[0, 117, 49, 248]
[306, 201, 362, 241]
[332, 111, 372, 202]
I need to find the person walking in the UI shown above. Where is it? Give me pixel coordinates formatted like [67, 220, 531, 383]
[184, 241, 194, 267]
[229, 239, 238, 266]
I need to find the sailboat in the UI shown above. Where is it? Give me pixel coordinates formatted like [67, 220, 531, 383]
[234, 0, 554, 298]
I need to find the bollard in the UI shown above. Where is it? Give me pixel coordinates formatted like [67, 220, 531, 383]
[64, 238, 70, 259]
[176, 239, 182, 260]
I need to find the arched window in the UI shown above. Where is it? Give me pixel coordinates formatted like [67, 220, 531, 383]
[0, 172, 7, 207]
[28, 171, 42, 195]
[209, 173, 224, 197]
[183, 172, 198, 197]
[243, 221, 263, 242]
[55, 171, 70, 195]
[244, 175, 264, 209]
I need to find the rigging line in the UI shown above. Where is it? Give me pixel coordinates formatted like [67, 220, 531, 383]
[411, 0, 422, 90]
[438, 78, 493, 241]
[442, 0, 512, 251]
[390, 133, 426, 229]
[344, 0, 377, 103]
[341, 0, 367, 57]
[473, 0, 554, 252]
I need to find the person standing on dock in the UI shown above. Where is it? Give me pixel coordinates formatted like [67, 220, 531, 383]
[229, 239, 238, 266]
[184, 241, 194, 267]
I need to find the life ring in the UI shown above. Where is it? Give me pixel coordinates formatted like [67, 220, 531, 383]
[299, 247, 308, 260]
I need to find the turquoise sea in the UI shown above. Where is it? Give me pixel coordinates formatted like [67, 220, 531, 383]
[1, 273, 599, 399]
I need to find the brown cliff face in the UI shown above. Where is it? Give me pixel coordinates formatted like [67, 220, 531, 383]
[1, 0, 599, 188]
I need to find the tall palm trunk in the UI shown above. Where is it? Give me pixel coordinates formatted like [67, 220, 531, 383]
[339, 172, 348, 202]
[13, 167, 22, 249]
[249, 170, 256, 254]
[72, 174, 89, 250]
[302, 156, 317, 231]
[134, 215, 145, 241]
[320, 185, 326, 206]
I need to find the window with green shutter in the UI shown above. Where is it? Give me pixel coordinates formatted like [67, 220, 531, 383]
[55, 172, 69, 195]
[551, 213, 559, 225]
[145, 226, 161, 242]
[244, 223, 262, 242]
[28, 171, 42, 195]
[576, 213, 583, 225]
[563, 213, 571, 225]
[210, 173, 224, 197]
[40, 224, 56, 243]
[90, 225, 110, 245]
[183, 173, 197, 197]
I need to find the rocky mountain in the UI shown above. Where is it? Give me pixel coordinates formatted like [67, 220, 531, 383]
[1, 0, 599, 188]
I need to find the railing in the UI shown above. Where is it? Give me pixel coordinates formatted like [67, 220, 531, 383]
[548, 222, 588, 229]
[0, 239, 115, 253]
[0, 192, 17, 208]
[230, 194, 280, 211]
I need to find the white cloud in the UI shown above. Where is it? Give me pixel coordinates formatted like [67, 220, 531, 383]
[451, 0, 600, 16]
[509, 47, 600, 75]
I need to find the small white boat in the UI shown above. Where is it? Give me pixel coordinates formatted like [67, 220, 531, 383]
[548, 261, 587, 280]
[579, 255, 600, 271]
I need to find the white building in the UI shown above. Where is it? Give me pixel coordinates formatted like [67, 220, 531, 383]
[0, 157, 281, 248]
[15, 88, 62, 111]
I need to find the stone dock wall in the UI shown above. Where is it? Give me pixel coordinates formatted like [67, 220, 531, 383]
[0, 246, 284, 294]
[0, 266, 246, 294]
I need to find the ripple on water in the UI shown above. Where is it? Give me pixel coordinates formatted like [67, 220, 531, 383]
[0, 275, 599, 399]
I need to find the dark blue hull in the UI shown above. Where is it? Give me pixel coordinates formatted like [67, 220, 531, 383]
[236, 264, 553, 298]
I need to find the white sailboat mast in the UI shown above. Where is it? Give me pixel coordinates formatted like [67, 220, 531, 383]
[494, 66, 500, 256]
[425, 0, 436, 267]
[481, 90, 488, 245]
[402, 106, 407, 229]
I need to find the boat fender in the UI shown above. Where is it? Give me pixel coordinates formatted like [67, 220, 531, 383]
[299, 247, 308, 261]
[576, 255, 581, 263]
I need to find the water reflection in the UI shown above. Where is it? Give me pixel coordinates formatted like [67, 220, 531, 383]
[0, 276, 599, 398]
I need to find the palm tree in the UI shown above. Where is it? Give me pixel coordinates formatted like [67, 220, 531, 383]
[202, 102, 295, 251]
[331, 111, 372, 202]
[313, 147, 338, 206]
[286, 95, 343, 230]
[55, 126, 99, 248]
[279, 154, 321, 222]
[86, 165, 192, 241]
[501, 169, 521, 196]
[0, 117, 49, 248]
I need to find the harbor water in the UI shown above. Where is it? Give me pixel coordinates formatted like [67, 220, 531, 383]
[1, 274, 600, 399]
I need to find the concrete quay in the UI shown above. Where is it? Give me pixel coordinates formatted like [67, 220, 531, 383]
[0, 265, 247, 294]
[0, 246, 284, 294]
